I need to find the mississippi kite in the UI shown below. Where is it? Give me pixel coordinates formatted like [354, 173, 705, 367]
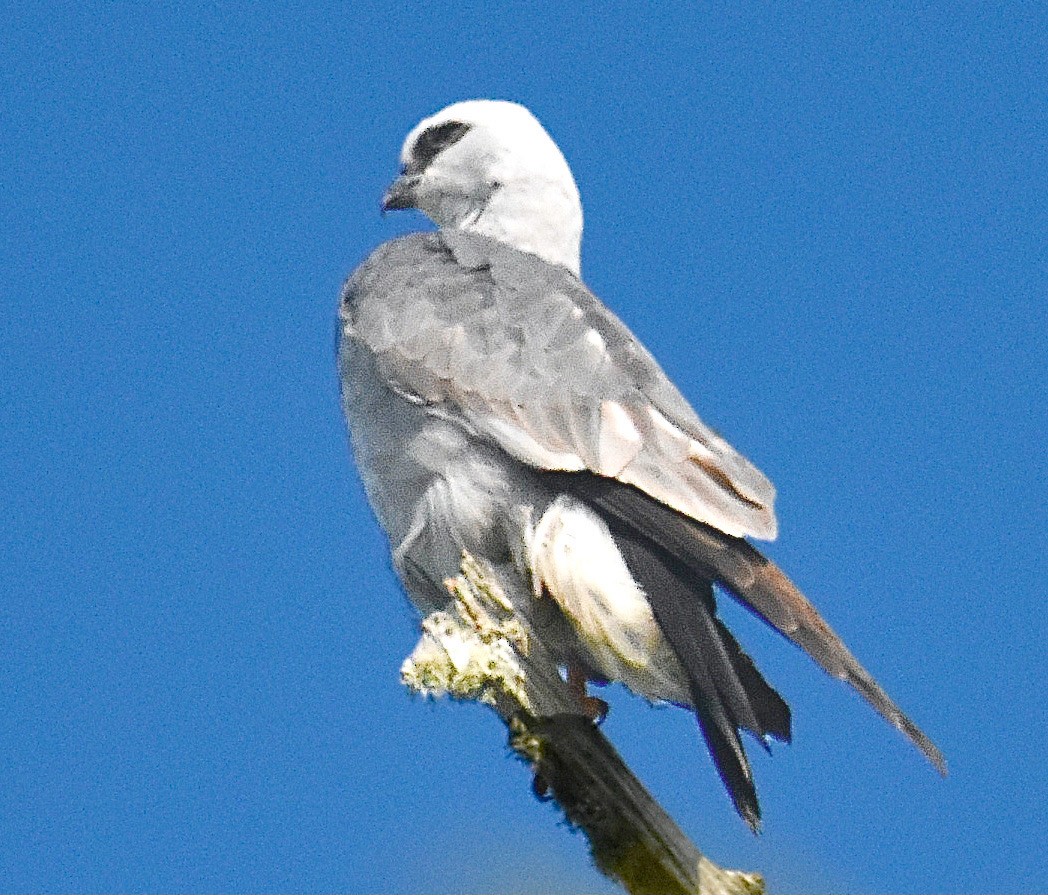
[338, 100, 944, 830]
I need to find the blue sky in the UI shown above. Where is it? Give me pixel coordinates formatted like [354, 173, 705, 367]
[2, 3, 1045, 892]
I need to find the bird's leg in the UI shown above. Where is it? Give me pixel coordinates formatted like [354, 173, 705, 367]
[532, 770, 552, 800]
[531, 665, 608, 801]
[567, 662, 609, 724]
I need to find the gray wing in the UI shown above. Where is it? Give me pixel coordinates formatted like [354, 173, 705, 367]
[341, 231, 777, 541]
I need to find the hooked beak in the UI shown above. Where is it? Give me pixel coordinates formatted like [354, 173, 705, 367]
[381, 172, 420, 213]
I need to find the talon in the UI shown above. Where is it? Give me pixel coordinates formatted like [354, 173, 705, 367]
[567, 662, 610, 724]
[582, 694, 610, 725]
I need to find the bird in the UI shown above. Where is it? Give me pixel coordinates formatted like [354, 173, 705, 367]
[337, 99, 945, 831]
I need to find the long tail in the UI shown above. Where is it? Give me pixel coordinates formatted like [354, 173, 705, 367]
[548, 471, 947, 777]
[615, 530, 790, 830]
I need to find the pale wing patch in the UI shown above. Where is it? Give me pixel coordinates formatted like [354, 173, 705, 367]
[476, 411, 587, 472]
[613, 407, 778, 540]
[526, 496, 689, 705]
[584, 328, 605, 351]
[646, 405, 691, 463]
[597, 400, 643, 476]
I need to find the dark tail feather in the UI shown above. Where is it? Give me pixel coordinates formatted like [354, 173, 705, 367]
[713, 617, 792, 745]
[614, 532, 790, 832]
[549, 471, 946, 775]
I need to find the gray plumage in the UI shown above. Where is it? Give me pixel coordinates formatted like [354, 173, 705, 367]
[338, 100, 945, 830]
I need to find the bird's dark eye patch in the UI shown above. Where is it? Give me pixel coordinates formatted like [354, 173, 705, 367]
[411, 120, 472, 171]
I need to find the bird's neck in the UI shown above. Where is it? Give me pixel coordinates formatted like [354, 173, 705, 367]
[459, 178, 583, 276]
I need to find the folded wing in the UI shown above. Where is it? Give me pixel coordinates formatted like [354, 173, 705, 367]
[343, 231, 778, 541]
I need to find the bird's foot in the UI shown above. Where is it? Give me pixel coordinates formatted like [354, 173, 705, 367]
[532, 771, 552, 801]
[567, 663, 609, 724]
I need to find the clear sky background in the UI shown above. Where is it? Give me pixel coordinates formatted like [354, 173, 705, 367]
[2, 4, 1045, 893]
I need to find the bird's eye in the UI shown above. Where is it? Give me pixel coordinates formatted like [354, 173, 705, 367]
[412, 120, 471, 170]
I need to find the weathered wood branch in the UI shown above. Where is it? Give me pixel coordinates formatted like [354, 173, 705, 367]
[400, 552, 764, 895]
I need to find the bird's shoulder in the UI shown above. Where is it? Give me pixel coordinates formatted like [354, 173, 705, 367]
[342, 230, 671, 398]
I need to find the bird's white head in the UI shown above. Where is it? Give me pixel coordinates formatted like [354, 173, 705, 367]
[383, 100, 583, 276]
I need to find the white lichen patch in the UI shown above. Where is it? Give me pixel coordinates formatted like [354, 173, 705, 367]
[401, 611, 530, 710]
[400, 560, 531, 712]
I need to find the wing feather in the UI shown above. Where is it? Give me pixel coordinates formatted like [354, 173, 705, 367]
[341, 231, 777, 540]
